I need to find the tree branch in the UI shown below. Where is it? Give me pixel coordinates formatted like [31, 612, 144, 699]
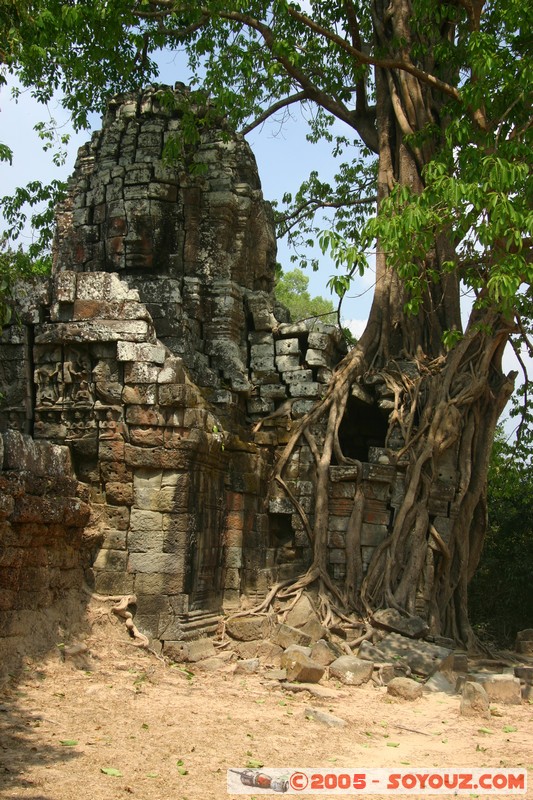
[240, 91, 308, 135]
[285, 5, 461, 104]
[279, 195, 377, 235]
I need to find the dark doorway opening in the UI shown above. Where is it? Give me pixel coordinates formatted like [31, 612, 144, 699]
[337, 395, 388, 462]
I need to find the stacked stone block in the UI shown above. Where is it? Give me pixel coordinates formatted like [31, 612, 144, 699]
[0, 431, 90, 677]
[54, 84, 277, 401]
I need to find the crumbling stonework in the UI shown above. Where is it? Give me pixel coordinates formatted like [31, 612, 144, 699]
[0, 85, 459, 657]
[0, 431, 90, 675]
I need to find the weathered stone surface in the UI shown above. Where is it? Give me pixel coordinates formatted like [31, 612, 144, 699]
[460, 681, 490, 718]
[271, 623, 313, 649]
[514, 665, 533, 683]
[358, 633, 453, 678]
[225, 615, 273, 642]
[284, 595, 327, 641]
[387, 676, 423, 700]
[280, 644, 312, 667]
[423, 671, 456, 694]
[304, 706, 347, 727]
[283, 650, 325, 684]
[372, 608, 429, 639]
[329, 656, 373, 686]
[234, 658, 260, 674]
[310, 639, 344, 667]
[515, 629, 533, 655]
[476, 674, 522, 705]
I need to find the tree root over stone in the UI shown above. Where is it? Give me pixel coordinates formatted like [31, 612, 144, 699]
[82, 586, 151, 650]
[237, 312, 516, 650]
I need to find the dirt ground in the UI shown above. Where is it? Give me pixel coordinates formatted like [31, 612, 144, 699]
[0, 611, 531, 800]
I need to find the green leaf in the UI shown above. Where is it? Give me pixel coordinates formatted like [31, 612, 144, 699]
[386, 742, 400, 748]
[59, 739, 78, 746]
[100, 767, 123, 777]
[503, 725, 517, 733]
[478, 728, 494, 735]
[246, 758, 264, 769]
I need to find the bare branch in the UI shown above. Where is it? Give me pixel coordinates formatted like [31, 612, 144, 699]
[240, 91, 308, 135]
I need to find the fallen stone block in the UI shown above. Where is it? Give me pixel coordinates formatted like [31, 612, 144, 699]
[423, 671, 456, 695]
[195, 655, 232, 672]
[476, 674, 522, 705]
[184, 638, 217, 663]
[304, 706, 347, 728]
[358, 633, 453, 678]
[460, 681, 490, 718]
[387, 676, 423, 700]
[514, 665, 533, 683]
[272, 623, 313, 649]
[225, 614, 273, 642]
[310, 639, 344, 667]
[329, 656, 373, 686]
[515, 629, 533, 655]
[372, 608, 429, 639]
[280, 645, 312, 668]
[283, 651, 325, 684]
[234, 658, 260, 674]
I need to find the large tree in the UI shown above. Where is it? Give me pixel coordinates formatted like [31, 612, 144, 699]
[2, 0, 531, 645]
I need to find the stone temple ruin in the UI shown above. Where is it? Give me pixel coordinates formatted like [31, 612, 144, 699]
[0, 85, 459, 668]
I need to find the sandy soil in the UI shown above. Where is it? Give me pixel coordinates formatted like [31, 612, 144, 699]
[0, 614, 531, 800]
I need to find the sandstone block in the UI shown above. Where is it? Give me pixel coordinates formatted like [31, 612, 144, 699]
[329, 656, 373, 686]
[93, 548, 128, 571]
[357, 633, 453, 678]
[477, 674, 522, 705]
[387, 676, 423, 700]
[514, 665, 533, 683]
[124, 362, 160, 384]
[283, 650, 325, 684]
[280, 645, 312, 666]
[460, 681, 490, 718]
[304, 706, 346, 727]
[157, 356, 185, 384]
[100, 529, 127, 550]
[117, 341, 166, 363]
[275, 355, 300, 372]
[272, 623, 313, 649]
[128, 551, 185, 576]
[122, 384, 157, 404]
[234, 658, 261, 674]
[372, 608, 429, 639]
[515, 629, 533, 655]
[94, 571, 135, 595]
[275, 338, 299, 355]
[225, 615, 273, 642]
[310, 639, 344, 667]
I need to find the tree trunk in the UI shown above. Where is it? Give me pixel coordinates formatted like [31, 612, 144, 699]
[269, 0, 516, 647]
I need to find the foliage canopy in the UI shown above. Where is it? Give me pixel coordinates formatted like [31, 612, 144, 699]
[1, 0, 531, 318]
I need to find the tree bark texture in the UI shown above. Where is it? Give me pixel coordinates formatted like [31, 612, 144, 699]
[268, 0, 516, 647]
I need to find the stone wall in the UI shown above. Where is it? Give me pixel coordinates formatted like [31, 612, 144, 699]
[0, 84, 460, 656]
[0, 431, 90, 676]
